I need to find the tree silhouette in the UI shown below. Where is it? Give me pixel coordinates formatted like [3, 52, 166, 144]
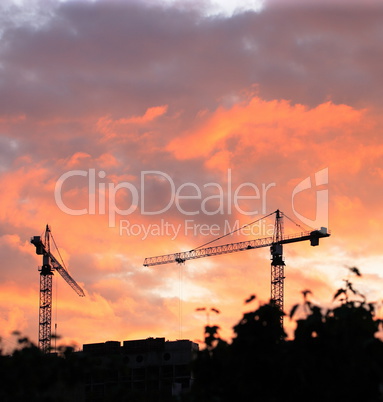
[190, 269, 383, 402]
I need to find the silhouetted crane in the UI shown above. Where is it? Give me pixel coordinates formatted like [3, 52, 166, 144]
[144, 210, 330, 327]
[31, 225, 85, 353]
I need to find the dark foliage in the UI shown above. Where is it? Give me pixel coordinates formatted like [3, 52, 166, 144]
[0, 335, 151, 402]
[0, 335, 84, 401]
[190, 279, 383, 402]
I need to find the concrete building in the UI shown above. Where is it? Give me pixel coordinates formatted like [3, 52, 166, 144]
[82, 337, 198, 401]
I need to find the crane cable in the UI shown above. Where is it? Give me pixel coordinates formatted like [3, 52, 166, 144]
[179, 263, 183, 340]
[192, 210, 276, 251]
[283, 212, 308, 232]
[177, 211, 276, 339]
[48, 228, 68, 352]
[54, 272, 58, 353]
[50, 230, 69, 272]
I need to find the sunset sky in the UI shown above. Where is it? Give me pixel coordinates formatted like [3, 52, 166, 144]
[1, 0, 383, 352]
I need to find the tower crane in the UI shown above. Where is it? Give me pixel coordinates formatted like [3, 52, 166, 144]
[143, 210, 330, 328]
[31, 225, 85, 353]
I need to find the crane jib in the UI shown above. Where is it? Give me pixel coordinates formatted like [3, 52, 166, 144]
[30, 235, 85, 297]
[143, 228, 330, 267]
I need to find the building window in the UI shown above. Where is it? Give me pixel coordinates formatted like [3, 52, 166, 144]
[136, 355, 143, 363]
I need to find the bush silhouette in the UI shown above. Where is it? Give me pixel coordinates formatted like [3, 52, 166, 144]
[0, 334, 84, 401]
[190, 270, 383, 402]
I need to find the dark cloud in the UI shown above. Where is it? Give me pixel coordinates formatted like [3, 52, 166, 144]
[1, 0, 381, 123]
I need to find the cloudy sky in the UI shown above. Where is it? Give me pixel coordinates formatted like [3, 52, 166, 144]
[0, 0, 382, 351]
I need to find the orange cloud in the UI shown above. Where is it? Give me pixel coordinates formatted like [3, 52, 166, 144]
[167, 98, 363, 163]
[97, 105, 168, 140]
[66, 152, 92, 168]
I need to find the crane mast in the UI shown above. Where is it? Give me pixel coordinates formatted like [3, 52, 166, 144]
[271, 209, 285, 326]
[144, 210, 330, 329]
[35, 227, 53, 354]
[31, 225, 85, 353]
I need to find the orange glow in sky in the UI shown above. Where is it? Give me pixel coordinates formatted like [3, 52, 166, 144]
[0, 0, 383, 352]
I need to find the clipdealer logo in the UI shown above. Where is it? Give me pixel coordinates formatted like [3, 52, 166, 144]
[291, 168, 329, 229]
[54, 169, 276, 227]
[54, 168, 328, 235]
[118, 218, 276, 241]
